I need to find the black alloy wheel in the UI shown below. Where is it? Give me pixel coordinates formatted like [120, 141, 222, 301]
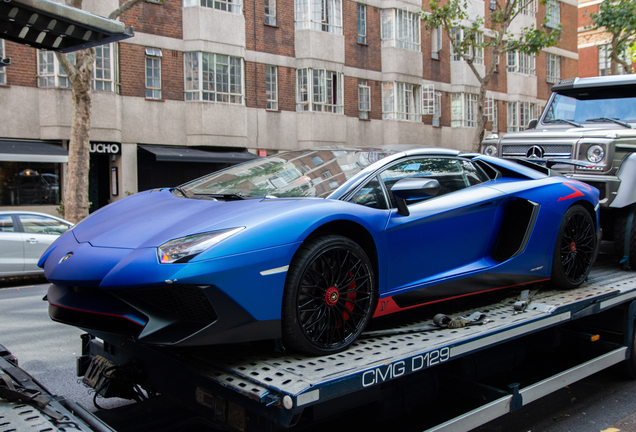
[550, 205, 596, 289]
[282, 235, 376, 355]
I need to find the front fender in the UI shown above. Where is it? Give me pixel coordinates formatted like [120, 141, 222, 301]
[612, 153, 636, 209]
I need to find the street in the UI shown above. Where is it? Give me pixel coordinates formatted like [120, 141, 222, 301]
[2, 281, 636, 431]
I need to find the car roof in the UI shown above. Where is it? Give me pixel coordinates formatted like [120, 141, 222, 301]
[552, 75, 636, 92]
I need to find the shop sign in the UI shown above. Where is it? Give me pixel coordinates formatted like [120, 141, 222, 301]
[90, 142, 121, 155]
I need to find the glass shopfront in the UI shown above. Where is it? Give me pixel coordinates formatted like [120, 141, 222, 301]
[0, 161, 61, 206]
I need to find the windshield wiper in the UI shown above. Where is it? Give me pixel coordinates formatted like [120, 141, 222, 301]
[586, 117, 633, 129]
[172, 186, 190, 198]
[197, 193, 248, 201]
[544, 118, 583, 128]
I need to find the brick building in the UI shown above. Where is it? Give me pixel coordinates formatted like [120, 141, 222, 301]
[577, 0, 634, 77]
[0, 0, 576, 215]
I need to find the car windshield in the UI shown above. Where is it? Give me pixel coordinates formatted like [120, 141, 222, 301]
[543, 86, 636, 124]
[180, 149, 390, 198]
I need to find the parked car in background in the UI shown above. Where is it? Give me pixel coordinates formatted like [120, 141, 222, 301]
[0, 211, 72, 278]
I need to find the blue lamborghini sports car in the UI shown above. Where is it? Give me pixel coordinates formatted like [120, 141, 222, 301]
[41, 146, 601, 355]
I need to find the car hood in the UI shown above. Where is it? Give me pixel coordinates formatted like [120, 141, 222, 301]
[502, 126, 636, 141]
[72, 190, 299, 249]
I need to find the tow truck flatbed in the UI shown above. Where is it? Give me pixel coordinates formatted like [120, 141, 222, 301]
[73, 259, 636, 431]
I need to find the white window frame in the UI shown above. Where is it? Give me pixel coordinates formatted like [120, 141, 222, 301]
[296, 67, 344, 114]
[451, 93, 478, 128]
[93, 44, 116, 92]
[294, 0, 343, 35]
[37, 50, 74, 88]
[546, 53, 560, 83]
[0, 40, 5, 85]
[357, 3, 367, 44]
[485, 97, 498, 132]
[184, 52, 244, 104]
[431, 25, 442, 59]
[450, 28, 483, 65]
[145, 48, 162, 100]
[598, 43, 632, 75]
[265, 0, 276, 25]
[381, 9, 420, 52]
[508, 101, 537, 132]
[188, 0, 243, 14]
[358, 79, 370, 119]
[507, 51, 535, 75]
[520, 0, 537, 16]
[382, 81, 421, 122]
[546, 0, 560, 29]
[266, 65, 278, 110]
[432, 91, 442, 126]
[422, 84, 435, 115]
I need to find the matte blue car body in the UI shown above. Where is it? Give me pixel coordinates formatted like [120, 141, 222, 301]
[41, 150, 600, 347]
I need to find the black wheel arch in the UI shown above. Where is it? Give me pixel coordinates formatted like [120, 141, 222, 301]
[303, 220, 380, 281]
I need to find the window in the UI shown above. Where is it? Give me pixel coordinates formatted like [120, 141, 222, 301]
[145, 48, 162, 99]
[422, 84, 435, 115]
[450, 28, 483, 64]
[546, 0, 560, 29]
[358, 79, 370, 119]
[431, 25, 442, 59]
[508, 101, 538, 132]
[0, 161, 62, 205]
[598, 44, 632, 76]
[451, 93, 478, 127]
[377, 157, 489, 208]
[381, 9, 420, 52]
[0, 40, 5, 85]
[184, 52, 243, 104]
[296, 68, 344, 114]
[295, 0, 343, 35]
[507, 51, 535, 75]
[520, 0, 537, 15]
[311, 156, 324, 166]
[357, 3, 367, 44]
[93, 44, 115, 92]
[0, 215, 13, 232]
[37, 50, 74, 88]
[433, 91, 442, 126]
[546, 53, 560, 83]
[266, 65, 278, 110]
[265, 0, 276, 24]
[185, 0, 242, 14]
[382, 82, 421, 121]
[18, 214, 71, 235]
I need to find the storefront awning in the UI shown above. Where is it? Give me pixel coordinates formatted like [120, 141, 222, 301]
[0, 0, 134, 53]
[0, 139, 68, 163]
[139, 146, 259, 164]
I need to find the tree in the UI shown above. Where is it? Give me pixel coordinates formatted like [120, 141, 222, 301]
[588, 0, 636, 75]
[420, 0, 561, 151]
[55, 0, 145, 223]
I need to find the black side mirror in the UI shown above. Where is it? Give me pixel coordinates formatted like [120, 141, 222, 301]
[392, 178, 441, 216]
[526, 119, 538, 130]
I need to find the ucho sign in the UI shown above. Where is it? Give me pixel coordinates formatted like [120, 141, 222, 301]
[90, 142, 121, 155]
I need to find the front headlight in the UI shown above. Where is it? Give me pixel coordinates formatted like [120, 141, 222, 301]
[157, 227, 245, 264]
[483, 144, 498, 157]
[587, 145, 605, 163]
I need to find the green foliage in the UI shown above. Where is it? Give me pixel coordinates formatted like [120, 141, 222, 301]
[588, 0, 636, 74]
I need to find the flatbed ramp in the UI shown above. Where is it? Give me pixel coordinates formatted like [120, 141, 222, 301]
[81, 262, 636, 431]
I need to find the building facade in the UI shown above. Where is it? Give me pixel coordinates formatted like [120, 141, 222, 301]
[577, 0, 634, 78]
[0, 0, 577, 215]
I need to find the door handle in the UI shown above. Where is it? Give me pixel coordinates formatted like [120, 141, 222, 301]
[26, 238, 38, 244]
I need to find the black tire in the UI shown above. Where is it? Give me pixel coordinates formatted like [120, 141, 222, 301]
[282, 235, 376, 355]
[614, 208, 636, 269]
[549, 205, 596, 289]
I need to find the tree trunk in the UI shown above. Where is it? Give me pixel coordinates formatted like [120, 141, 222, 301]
[63, 48, 95, 223]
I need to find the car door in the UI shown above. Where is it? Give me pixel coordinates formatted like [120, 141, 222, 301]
[17, 214, 71, 272]
[381, 157, 506, 297]
[0, 214, 25, 276]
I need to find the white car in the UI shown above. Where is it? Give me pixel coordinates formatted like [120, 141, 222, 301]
[0, 211, 73, 278]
